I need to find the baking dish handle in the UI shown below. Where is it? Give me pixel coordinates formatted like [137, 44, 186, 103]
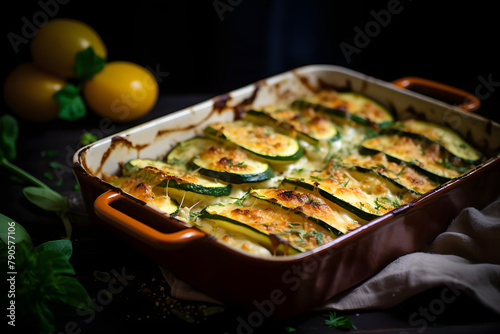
[94, 190, 205, 249]
[391, 77, 480, 112]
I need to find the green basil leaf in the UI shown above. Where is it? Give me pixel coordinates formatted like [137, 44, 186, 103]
[36, 239, 72, 259]
[0, 114, 18, 161]
[36, 248, 75, 275]
[22, 186, 69, 213]
[74, 46, 106, 79]
[51, 275, 92, 310]
[53, 84, 87, 121]
[33, 301, 56, 334]
[0, 213, 32, 249]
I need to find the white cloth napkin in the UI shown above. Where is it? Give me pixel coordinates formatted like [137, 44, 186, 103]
[162, 197, 500, 314]
[324, 197, 500, 314]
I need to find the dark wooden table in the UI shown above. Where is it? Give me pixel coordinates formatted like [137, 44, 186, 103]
[2, 94, 500, 334]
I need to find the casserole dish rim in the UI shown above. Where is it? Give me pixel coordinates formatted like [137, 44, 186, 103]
[73, 63, 500, 261]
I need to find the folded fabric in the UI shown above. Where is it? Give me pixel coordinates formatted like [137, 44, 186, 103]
[324, 198, 500, 314]
[162, 198, 500, 314]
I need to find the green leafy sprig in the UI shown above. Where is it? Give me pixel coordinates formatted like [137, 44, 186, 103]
[0, 214, 91, 334]
[0, 114, 72, 238]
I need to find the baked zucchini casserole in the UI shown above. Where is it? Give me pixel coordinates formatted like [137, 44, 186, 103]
[103, 90, 482, 257]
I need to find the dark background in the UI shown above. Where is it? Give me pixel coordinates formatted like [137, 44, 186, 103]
[2, 2, 500, 333]
[2, 0, 500, 124]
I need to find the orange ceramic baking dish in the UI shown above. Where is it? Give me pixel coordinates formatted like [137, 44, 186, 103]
[73, 65, 500, 319]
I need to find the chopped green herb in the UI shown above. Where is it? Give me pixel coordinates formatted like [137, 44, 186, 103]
[374, 163, 395, 174]
[80, 131, 98, 146]
[251, 192, 266, 199]
[168, 157, 184, 166]
[435, 159, 468, 173]
[324, 311, 357, 330]
[316, 231, 324, 245]
[396, 165, 406, 176]
[374, 197, 387, 211]
[287, 229, 305, 235]
[364, 128, 380, 140]
[393, 122, 406, 129]
[49, 161, 63, 170]
[41, 149, 59, 158]
[189, 211, 203, 221]
[303, 231, 324, 245]
[231, 190, 251, 206]
[410, 158, 421, 166]
[226, 159, 248, 168]
[382, 196, 401, 208]
[310, 175, 327, 181]
[308, 194, 321, 204]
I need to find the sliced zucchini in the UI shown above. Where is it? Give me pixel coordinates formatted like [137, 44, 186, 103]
[360, 134, 470, 182]
[167, 137, 274, 184]
[204, 120, 303, 162]
[245, 107, 339, 144]
[109, 174, 179, 215]
[386, 119, 482, 163]
[122, 159, 231, 196]
[282, 163, 417, 221]
[250, 188, 360, 235]
[342, 154, 440, 195]
[200, 203, 336, 254]
[291, 91, 393, 126]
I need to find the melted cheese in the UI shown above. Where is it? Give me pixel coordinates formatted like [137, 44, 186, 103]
[197, 145, 263, 174]
[204, 203, 336, 253]
[303, 91, 392, 124]
[110, 90, 480, 258]
[209, 120, 301, 158]
[342, 153, 440, 195]
[362, 134, 466, 179]
[285, 165, 418, 217]
[251, 188, 360, 234]
[391, 119, 481, 162]
[176, 206, 272, 257]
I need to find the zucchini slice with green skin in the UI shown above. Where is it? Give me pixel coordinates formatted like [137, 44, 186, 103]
[342, 154, 440, 195]
[200, 203, 336, 254]
[122, 159, 231, 196]
[109, 174, 179, 215]
[282, 164, 417, 221]
[250, 188, 360, 235]
[204, 120, 303, 162]
[386, 119, 482, 163]
[291, 91, 393, 126]
[167, 137, 274, 184]
[245, 108, 339, 144]
[360, 134, 470, 182]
